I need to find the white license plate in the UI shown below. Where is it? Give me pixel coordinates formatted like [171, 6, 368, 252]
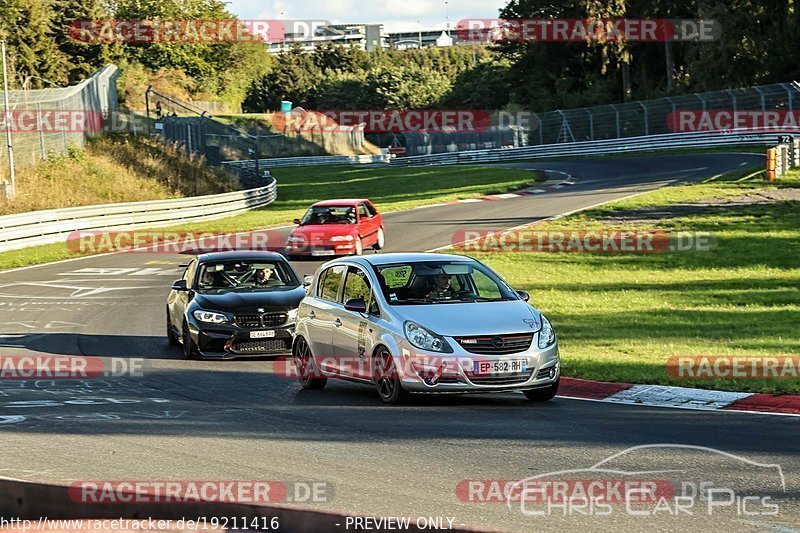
[311, 250, 336, 257]
[250, 330, 276, 339]
[474, 360, 527, 375]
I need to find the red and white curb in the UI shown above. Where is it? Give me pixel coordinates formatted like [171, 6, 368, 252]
[559, 377, 800, 416]
[413, 172, 578, 210]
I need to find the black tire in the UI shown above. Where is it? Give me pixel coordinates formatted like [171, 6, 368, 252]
[182, 321, 199, 360]
[523, 379, 559, 402]
[354, 237, 363, 256]
[373, 348, 410, 404]
[295, 337, 327, 390]
[166, 309, 180, 346]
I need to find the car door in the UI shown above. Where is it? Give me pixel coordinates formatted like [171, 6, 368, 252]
[304, 264, 346, 373]
[332, 265, 379, 378]
[357, 202, 379, 246]
[169, 259, 196, 331]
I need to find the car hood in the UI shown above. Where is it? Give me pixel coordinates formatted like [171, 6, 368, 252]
[193, 286, 306, 312]
[291, 225, 356, 237]
[393, 300, 542, 336]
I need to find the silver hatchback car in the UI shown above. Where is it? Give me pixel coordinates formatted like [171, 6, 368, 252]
[292, 253, 560, 404]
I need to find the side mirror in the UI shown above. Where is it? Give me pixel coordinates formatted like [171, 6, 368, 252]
[344, 297, 367, 313]
[516, 290, 530, 302]
[293, 218, 301, 225]
[172, 279, 189, 291]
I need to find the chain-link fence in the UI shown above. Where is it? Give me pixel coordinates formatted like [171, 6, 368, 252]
[147, 88, 262, 187]
[0, 65, 120, 173]
[529, 82, 800, 145]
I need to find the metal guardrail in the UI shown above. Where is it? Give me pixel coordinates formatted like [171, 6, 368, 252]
[0, 178, 277, 253]
[225, 153, 393, 170]
[390, 131, 781, 166]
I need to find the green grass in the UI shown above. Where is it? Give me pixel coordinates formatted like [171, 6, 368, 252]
[463, 171, 800, 393]
[0, 165, 542, 271]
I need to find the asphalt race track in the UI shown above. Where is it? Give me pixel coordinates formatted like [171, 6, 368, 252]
[0, 153, 798, 532]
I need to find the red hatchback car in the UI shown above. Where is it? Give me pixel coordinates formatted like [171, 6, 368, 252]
[284, 199, 385, 258]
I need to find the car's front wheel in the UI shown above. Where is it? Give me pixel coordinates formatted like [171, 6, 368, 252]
[295, 337, 327, 390]
[523, 379, 559, 402]
[166, 308, 180, 346]
[182, 321, 199, 360]
[374, 348, 410, 404]
[354, 236, 363, 256]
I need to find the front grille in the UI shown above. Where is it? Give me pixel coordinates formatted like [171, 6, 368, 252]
[455, 333, 534, 355]
[231, 338, 291, 354]
[467, 371, 533, 386]
[234, 313, 288, 328]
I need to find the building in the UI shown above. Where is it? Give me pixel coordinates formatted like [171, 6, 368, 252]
[266, 23, 463, 53]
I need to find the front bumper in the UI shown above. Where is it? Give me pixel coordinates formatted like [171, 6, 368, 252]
[285, 242, 356, 257]
[393, 336, 560, 393]
[187, 320, 294, 359]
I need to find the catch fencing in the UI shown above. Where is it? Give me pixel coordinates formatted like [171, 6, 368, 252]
[0, 65, 120, 172]
[391, 130, 779, 166]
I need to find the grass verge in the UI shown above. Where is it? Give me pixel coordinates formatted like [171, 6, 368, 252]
[0, 165, 543, 271]
[461, 171, 800, 393]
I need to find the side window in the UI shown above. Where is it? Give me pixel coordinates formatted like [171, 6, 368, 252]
[318, 265, 345, 302]
[358, 203, 370, 219]
[365, 202, 378, 216]
[184, 260, 197, 285]
[343, 267, 372, 308]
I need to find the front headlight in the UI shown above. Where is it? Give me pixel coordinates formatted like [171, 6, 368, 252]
[193, 310, 228, 324]
[287, 308, 298, 322]
[538, 315, 556, 349]
[404, 321, 453, 353]
[330, 235, 354, 242]
[286, 236, 305, 243]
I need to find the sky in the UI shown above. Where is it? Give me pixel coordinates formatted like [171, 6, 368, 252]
[225, 0, 508, 33]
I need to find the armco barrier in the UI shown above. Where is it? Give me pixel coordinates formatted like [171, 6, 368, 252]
[390, 131, 783, 167]
[225, 153, 393, 170]
[0, 479, 478, 533]
[0, 178, 277, 253]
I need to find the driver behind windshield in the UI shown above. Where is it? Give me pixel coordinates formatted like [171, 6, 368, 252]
[254, 267, 279, 287]
[426, 274, 456, 301]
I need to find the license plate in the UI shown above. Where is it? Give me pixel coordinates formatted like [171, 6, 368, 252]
[312, 250, 336, 257]
[250, 330, 276, 339]
[474, 360, 527, 375]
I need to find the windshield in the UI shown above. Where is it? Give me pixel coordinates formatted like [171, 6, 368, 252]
[195, 260, 299, 291]
[300, 205, 357, 225]
[373, 260, 519, 304]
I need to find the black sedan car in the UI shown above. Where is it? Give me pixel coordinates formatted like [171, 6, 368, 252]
[166, 251, 306, 359]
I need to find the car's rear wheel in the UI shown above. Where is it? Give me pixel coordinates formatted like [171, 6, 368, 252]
[166, 308, 179, 346]
[374, 348, 410, 404]
[374, 227, 385, 250]
[182, 321, 199, 360]
[295, 337, 327, 390]
[523, 379, 559, 402]
[354, 237, 363, 256]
